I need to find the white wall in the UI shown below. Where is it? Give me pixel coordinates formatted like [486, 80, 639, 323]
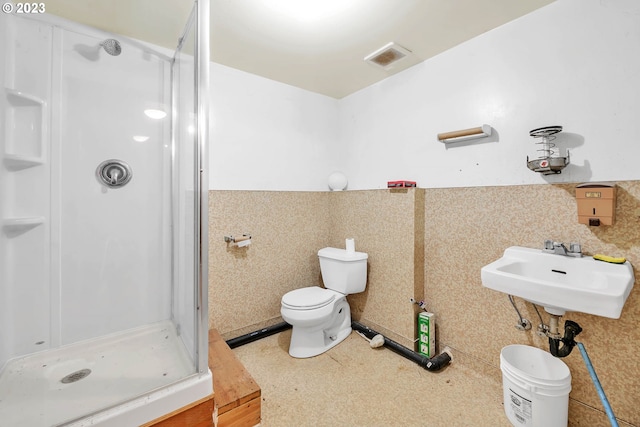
[209, 63, 338, 191]
[208, 0, 640, 191]
[339, 0, 640, 189]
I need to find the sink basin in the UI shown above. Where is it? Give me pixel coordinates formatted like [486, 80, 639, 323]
[481, 246, 635, 318]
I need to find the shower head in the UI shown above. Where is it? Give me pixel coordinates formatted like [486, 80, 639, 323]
[100, 39, 121, 56]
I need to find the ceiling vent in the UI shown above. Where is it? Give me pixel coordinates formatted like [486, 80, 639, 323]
[364, 42, 412, 70]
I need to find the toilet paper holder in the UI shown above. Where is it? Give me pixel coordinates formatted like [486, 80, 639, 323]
[224, 234, 252, 247]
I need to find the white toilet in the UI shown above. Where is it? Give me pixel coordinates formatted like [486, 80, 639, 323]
[281, 247, 368, 358]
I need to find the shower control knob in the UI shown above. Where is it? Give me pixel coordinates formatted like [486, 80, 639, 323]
[96, 159, 132, 188]
[107, 167, 121, 184]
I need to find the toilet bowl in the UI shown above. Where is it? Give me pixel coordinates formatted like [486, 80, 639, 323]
[281, 247, 368, 358]
[281, 287, 352, 358]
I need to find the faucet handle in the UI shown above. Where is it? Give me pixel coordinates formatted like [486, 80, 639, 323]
[569, 242, 582, 254]
[544, 239, 554, 251]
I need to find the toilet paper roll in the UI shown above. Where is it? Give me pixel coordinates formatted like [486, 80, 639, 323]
[237, 238, 252, 247]
[346, 238, 355, 253]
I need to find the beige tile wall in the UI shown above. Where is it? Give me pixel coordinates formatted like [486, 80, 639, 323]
[424, 182, 640, 426]
[209, 181, 640, 426]
[328, 188, 425, 345]
[208, 191, 329, 337]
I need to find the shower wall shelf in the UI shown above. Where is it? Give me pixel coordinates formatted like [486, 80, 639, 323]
[438, 124, 492, 143]
[4, 154, 44, 170]
[4, 88, 45, 106]
[3, 87, 46, 160]
[3, 216, 45, 237]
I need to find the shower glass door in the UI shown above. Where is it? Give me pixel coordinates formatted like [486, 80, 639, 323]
[0, 0, 210, 424]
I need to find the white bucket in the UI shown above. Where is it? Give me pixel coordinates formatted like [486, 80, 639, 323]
[500, 345, 571, 427]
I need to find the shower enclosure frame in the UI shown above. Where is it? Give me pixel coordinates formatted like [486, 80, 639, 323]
[0, 0, 212, 424]
[172, 0, 211, 380]
[194, 0, 211, 379]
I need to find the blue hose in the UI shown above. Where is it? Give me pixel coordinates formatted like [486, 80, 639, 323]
[576, 342, 619, 427]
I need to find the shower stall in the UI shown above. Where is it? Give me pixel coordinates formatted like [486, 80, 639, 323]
[0, 1, 211, 425]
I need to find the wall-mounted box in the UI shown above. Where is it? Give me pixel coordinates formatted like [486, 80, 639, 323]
[576, 182, 616, 226]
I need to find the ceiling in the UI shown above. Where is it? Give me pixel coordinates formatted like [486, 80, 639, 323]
[44, 0, 555, 99]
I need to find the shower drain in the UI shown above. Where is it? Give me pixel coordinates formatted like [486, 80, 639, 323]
[60, 368, 92, 384]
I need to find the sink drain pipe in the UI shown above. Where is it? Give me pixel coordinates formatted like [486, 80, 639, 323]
[577, 342, 619, 427]
[226, 322, 292, 349]
[549, 319, 582, 358]
[352, 321, 452, 372]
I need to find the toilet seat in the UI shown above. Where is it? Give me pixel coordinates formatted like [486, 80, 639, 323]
[282, 287, 335, 310]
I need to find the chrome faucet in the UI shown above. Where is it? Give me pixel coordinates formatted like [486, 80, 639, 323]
[543, 240, 582, 257]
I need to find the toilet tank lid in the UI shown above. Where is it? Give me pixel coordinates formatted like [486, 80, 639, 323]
[318, 247, 368, 261]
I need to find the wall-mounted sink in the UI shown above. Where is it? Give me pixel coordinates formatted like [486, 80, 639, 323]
[481, 246, 635, 319]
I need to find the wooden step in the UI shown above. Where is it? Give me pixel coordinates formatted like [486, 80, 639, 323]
[143, 396, 214, 427]
[208, 329, 261, 427]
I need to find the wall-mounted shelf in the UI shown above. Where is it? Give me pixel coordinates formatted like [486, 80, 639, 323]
[438, 124, 492, 143]
[3, 216, 45, 237]
[526, 125, 569, 175]
[5, 88, 45, 108]
[4, 154, 44, 171]
[4, 87, 47, 160]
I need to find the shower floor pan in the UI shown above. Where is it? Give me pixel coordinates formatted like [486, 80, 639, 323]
[0, 320, 212, 427]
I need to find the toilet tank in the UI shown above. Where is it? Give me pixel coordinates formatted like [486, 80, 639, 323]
[318, 247, 368, 294]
